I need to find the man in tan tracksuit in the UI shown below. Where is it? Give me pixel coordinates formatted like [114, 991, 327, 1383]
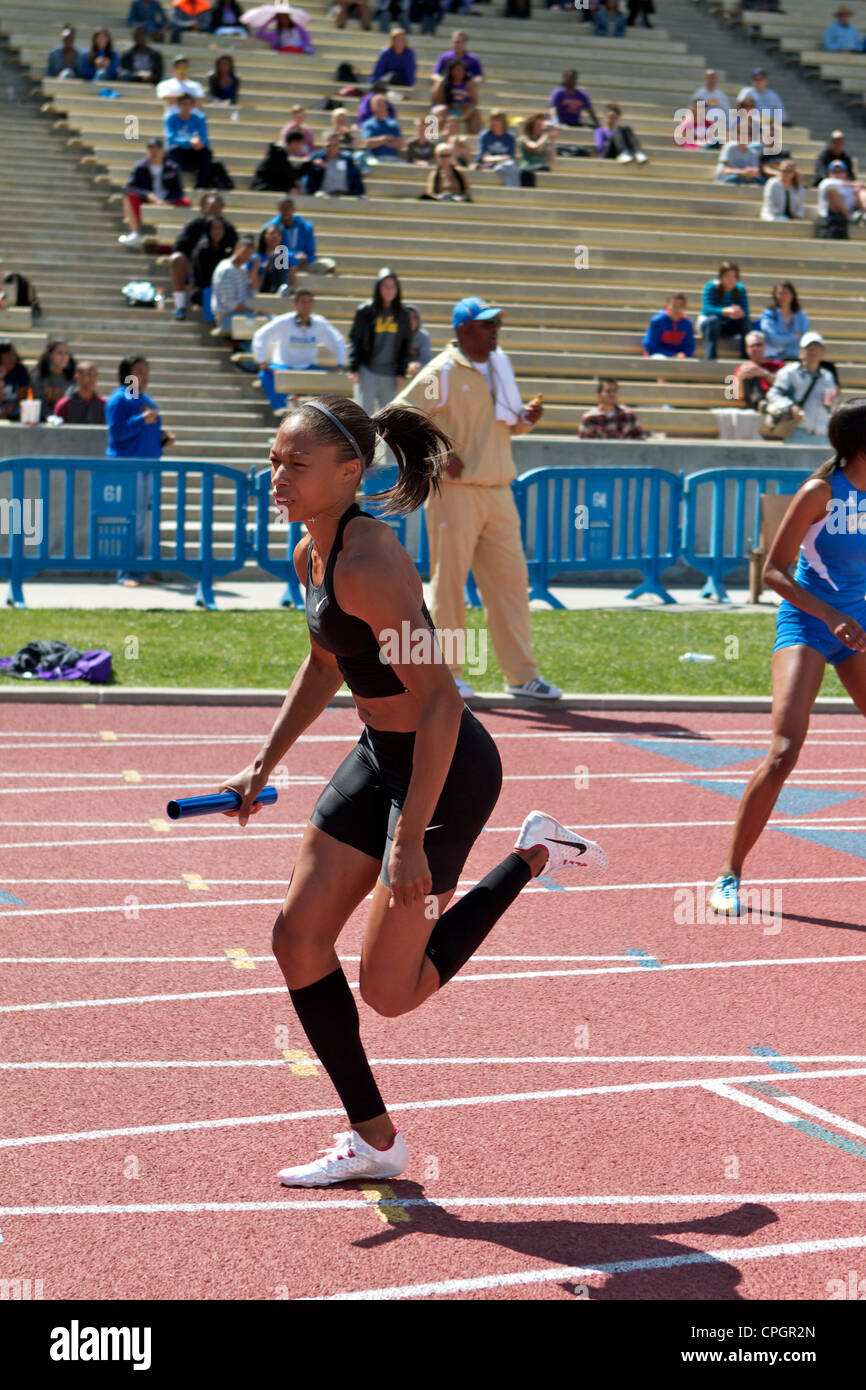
[393, 296, 562, 700]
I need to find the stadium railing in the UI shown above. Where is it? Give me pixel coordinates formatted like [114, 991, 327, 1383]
[682, 467, 812, 602]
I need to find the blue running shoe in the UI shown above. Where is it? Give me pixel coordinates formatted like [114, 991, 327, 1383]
[709, 872, 741, 915]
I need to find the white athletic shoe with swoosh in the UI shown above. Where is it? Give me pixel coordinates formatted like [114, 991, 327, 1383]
[278, 1128, 408, 1187]
[514, 810, 609, 879]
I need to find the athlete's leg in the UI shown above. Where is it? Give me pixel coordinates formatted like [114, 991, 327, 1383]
[718, 644, 826, 877]
[833, 649, 866, 715]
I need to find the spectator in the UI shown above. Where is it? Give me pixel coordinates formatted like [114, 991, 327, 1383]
[373, 0, 408, 34]
[627, 0, 654, 24]
[170, 0, 213, 44]
[765, 333, 838, 444]
[758, 282, 811, 360]
[328, 108, 358, 151]
[106, 355, 175, 586]
[421, 143, 472, 200]
[348, 266, 411, 412]
[255, 9, 315, 52]
[55, 362, 106, 425]
[169, 192, 236, 320]
[126, 1, 168, 42]
[279, 107, 316, 157]
[476, 109, 520, 187]
[120, 136, 189, 247]
[251, 223, 297, 295]
[259, 197, 336, 275]
[333, 0, 373, 28]
[371, 28, 416, 86]
[432, 59, 482, 136]
[813, 130, 855, 186]
[211, 235, 259, 337]
[80, 29, 119, 82]
[548, 69, 599, 130]
[0, 342, 31, 421]
[518, 113, 556, 177]
[119, 27, 164, 84]
[817, 159, 866, 238]
[442, 115, 472, 167]
[594, 104, 649, 162]
[409, 0, 442, 35]
[432, 30, 484, 85]
[735, 68, 785, 124]
[688, 68, 730, 113]
[698, 261, 750, 360]
[156, 54, 204, 108]
[46, 26, 81, 79]
[358, 82, 396, 125]
[31, 341, 76, 421]
[643, 294, 695, 358]
[406, 116, 437, 165]
[362, 94, 404, 160]
[250, 131, 310, 192]
[824, 6, 861, 50]
[761, 160, 806, 221]
[731, 330, 785, 407]
[190, 216, 234, 326]
[406, 305, 431, 374]
[594, 0, 626, 36]
[208, 54, 239, 103]
[504, 0, 532, 17]
[165, 92, 214, 186]
[306, 136, 366, 196]
[578, 377, 647, 438]
[210, 0, 247, 32]
[252, 288, 347, 409]
[715, 133, 765, 185]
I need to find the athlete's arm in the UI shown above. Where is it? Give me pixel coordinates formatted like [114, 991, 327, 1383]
[763, 478, 866, 646]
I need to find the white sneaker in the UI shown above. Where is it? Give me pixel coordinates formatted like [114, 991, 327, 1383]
[616, 152, 634, 163]
[635, 151, 649, 163]
[515, 810, 609, 878]
[506, 677, 562, 700]
[118, 231, 143, 248]
[278, 1128, 408, 1187]
[455, 676, 476, 698]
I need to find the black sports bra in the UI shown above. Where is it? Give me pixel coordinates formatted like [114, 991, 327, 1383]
[305, 502, 437, 698]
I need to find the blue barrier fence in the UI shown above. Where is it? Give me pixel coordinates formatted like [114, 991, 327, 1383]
[682, 468, 811, 602]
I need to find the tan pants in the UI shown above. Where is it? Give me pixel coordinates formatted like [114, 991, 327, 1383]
[424, 481, 538, 687]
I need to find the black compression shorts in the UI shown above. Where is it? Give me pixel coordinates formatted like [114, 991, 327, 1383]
[309, 706, 503, 894]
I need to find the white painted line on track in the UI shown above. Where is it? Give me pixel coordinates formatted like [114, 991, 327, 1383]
[0, 954, 632, 965]
[2, 1067, 864, 1150]
[2, 1056, 865, 1072]
[762, 1094, 866, 1142]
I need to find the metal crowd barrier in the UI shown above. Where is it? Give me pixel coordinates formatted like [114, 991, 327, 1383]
[682, 468, 811, 602]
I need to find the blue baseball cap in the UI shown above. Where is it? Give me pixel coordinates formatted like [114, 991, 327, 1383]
[452, 297, 503, 330]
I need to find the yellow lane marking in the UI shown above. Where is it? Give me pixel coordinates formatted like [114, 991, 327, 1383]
[182, 872, 209, 891]
[360, 1183, 411, 1225]
[224, 948, 255, 970]
[281, 1048, 317, 1077]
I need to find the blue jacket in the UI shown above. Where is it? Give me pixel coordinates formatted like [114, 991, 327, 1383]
[46, 45, 81, 77]
[81, 50, 120, 80]
[262, 212, 316, 263]
[643, 311, 695, 357]
[106, 386, 163, 458]
[127, 0, 168, 30]
[125, 154, 184, 200]
[757, 305, 811, 359]
[164, 109, 209, 147]
[477, 129, 516, 160]
[304, 151, 365, 197]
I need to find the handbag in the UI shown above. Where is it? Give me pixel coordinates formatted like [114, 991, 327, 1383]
[757, 370, 822, 441]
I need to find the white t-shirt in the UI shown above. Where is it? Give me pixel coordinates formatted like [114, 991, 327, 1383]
[156, 77, 204, 104]
[818, 176, 856, 218]
[147, 161, 165, 200]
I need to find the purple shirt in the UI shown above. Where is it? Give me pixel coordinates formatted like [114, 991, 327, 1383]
[357, 92, 396, 123]
[550, 85, 593, 126]
[433, 48, 483, 79]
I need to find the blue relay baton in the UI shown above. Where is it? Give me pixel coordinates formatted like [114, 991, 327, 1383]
[166, 786, 279, 820]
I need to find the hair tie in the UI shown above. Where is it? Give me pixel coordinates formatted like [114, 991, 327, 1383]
[304, 399, 366, 464]
[837, 454, 848, 469]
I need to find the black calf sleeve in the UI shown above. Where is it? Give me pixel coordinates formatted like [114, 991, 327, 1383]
[424, 852, 532, 986]
[289, 965, 386, 1126]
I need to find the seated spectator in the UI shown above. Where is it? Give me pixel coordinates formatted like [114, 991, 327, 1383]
[765, 333, 838, 445]
[55, 362, 106, 425]
[250, 132, 310, 192]
[643, 293, 695, 358]
[165, 92, 215, 186]
[698, 261, 750, 360]
[758, 281, 810, 360]
[211, 236, 259, 338]
[594, 0, 626, 36]
[812, 130, 855, 187]
[432, 30, 484, 86]
[259, 197, 336, 275]
[406, 116, 437, 165]
[306, 136, 366, 196]
[675, 103, 716, 151]
[120, 136, 190, 247]
[594, 105, 649, 163]
[208, 54, 239, 103]
[731, 330, 784, 407]
[81, 29, 119, 82]
[252, 288, 348, 409]
[361, 94, 404, 160]
[255, 9, 314, 52]
[761, 161, 805, 221]
[476, 109, 519, 187]
[824, 6, 861, 50]
[0, 341, 31, 421]
[688, 68, 730, 114]
[735, 68, 785, 124]
[421, 144, 472, 200]
[46, 26, 81, 79]
[358, 82, 396, 125]
[156, 55, 205, 108]
[126, 1, 168, 42]
[715, 134, 765, 185]
[442, 115, 472, 168]
[518, 113, 556, 177]
[119, 27, 164, 84]
[170, 192, 236, 320]
[191, 215, 231, 302]
[31, 341, 76, 420]
[432, 59, 482, 136]
[578, 377, 647, 439]
[328, 108, 358, 151]
[548, 69, 599, 130]
[250, 223, 297, 295]
[817, 160, 866, 238]
[371, 28, 416, 86]
[333, 0, 373, 29]
[373, 0, 408, 34]
[406, 305, 431, 375]
[210, 0, 247, 32]
[628, 0, 654, 24]
[170, 0, 213, 44]
[409, 0, 443, 36]
[279, 107, 316, 157]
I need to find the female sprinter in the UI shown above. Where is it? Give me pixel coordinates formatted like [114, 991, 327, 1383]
[219, 394, 608, 1186]
[709, 397, 866, 915]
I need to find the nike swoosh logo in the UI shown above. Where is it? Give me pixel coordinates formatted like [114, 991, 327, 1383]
[315, 596, 327, 611]
[549, 837, 587, 854]
[425, 824, 444, 831]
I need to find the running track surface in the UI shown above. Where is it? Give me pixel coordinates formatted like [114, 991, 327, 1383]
[1, 703, 866, 1302]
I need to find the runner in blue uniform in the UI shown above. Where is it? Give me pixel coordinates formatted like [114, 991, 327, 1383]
[219, 394, 608, 1185]
[710, 398, 866, 914]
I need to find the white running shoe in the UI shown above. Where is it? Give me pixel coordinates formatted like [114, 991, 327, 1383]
[506, 676, 563, 700]
[454, 676, 476, 698]
[515, 810, 609, 878]
[278, 1128, 408, 1187]
[616, 151, 635, 162]
[118, 231, 143, 248]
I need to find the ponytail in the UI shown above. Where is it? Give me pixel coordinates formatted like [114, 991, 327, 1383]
[809, 395, 866, 482]
[366, 402, 451, 515]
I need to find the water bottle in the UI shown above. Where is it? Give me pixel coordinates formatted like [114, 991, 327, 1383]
[679, 652, 716, 663]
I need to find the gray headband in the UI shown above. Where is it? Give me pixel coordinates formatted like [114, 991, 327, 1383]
[304, 399, 367, 463]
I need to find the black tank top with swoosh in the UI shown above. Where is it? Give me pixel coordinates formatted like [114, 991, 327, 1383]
[305, 502, 437, 698]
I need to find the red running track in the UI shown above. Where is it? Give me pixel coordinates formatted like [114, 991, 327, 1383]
[1, 702, 866, 1301]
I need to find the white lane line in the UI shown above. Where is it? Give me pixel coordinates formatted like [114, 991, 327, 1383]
[0, 954, 632, 965]
[2, 1067, 864, 1150]
[318, 1234, 866, 1301]
[702, 1081, 807, 1127]
[4, 955, 866, 1013]
[2, 1056, 866, 1072]
[739, 1091, 866, 1142]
